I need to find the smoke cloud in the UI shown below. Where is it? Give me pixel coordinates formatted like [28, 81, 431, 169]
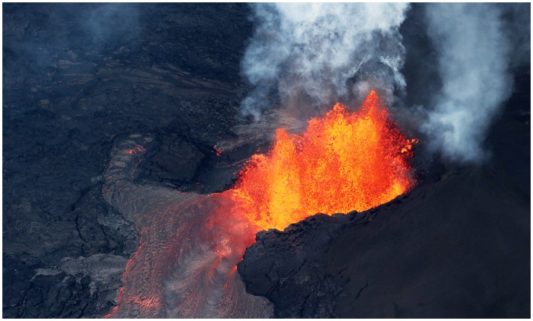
[422, 4, 513, 163]
[241, 3, 522, 164]
[241, 3, 409, 120]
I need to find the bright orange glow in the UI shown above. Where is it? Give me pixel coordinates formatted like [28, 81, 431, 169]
[104, 90, 418, 318]
[230, 90, 416, 231]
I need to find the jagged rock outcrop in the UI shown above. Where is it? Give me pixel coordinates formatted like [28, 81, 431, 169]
[239, 163, 529, 318]
[238, 212, 362, 317]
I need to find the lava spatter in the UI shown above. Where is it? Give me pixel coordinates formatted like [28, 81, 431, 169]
[230, 90, 416, 231]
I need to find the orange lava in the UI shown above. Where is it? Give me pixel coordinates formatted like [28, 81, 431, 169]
[126, 146, 145, 155]
[230, 90, 416, 231]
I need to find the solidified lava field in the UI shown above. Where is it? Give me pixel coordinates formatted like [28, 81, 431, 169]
[3, 3, 531, 318]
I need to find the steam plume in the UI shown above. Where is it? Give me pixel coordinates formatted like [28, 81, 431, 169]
[422, 4, 513, 162]
[241, 3, 409, 120]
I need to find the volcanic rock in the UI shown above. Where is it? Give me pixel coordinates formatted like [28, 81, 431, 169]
[141, 134, 205, 184]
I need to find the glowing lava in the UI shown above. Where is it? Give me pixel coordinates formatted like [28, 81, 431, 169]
[102, 90, 416, 317]
[230, 90, 416, 231]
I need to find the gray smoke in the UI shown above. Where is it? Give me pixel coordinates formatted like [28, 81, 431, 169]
[241, 3, 410, 120]
[422, 4, 513, 163]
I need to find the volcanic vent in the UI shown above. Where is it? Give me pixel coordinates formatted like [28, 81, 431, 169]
[102, 90, 416, 317]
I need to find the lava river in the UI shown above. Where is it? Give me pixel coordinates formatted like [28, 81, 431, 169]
[103, 90, 416, 317]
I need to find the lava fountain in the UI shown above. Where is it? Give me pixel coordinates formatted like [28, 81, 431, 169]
[229, 89, 416, 231]
[103, 90, 416, 318]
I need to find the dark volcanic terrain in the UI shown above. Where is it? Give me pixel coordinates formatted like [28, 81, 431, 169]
[4, 4, 254, 317]
[3, 3, 531, 318]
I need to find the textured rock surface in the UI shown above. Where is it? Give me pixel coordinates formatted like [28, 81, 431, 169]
[3, 4, 253, 317]
[238, 213, 357, 317]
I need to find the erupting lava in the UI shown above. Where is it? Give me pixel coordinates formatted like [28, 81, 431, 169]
[102, 90, 416, 318]
[230, 90, 416, 231]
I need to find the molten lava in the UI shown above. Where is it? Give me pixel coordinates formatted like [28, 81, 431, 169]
[103, 90, 416, 317]
[230, 90, 416, 231]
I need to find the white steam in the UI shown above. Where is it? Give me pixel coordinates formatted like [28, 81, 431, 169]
[423, 4, 513, 162]
[241, 3, 409, 120]
[241, 3, 517, 164]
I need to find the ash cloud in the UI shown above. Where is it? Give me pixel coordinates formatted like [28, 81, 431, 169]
[241, 3, 410, 121]
[422, 4, 514, 163]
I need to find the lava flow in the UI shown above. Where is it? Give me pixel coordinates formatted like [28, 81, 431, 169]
[229, 90, 416, 231]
